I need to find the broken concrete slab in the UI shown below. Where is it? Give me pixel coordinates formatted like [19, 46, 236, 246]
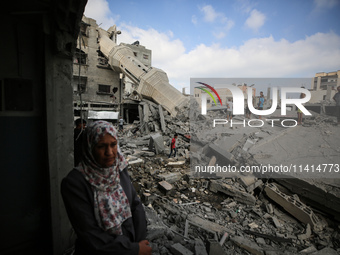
[158, 172, 182, 184]
[271, 216, 283, 229]
[170, 243, 194, 255]
[185, 214, 235, 239]
[206, 239, 225, 255]
[167, 161, 186, 167]
[230, 236, 264, 255]
[128, 158, 144, 166]
[264, 183, 324, 231]
[209, 180, 256, 205]
[194, 239, 208, 255]
[148, 133, 164, 154]
[144, 206, 170, 242]
[310, 247, 339, 255]
[274, 178, 340, 222]
[205, 144, 234, 165]
[214, 134, 244, 152]
[158, 180, 173, 195]
[237, 175, 263, 192]
[297, 223, 311, 241]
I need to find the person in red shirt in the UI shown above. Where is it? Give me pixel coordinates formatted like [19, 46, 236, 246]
[168, 134, 178, 158]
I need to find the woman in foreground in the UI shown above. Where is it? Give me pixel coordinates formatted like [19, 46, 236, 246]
[61, 120, 151, 255]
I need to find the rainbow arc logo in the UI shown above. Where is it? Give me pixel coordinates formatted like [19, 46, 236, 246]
[195, 82, 223, 106]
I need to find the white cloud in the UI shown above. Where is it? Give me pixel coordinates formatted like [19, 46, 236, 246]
[117, 24, 186, 65]
[213, 21, 235, 39]
[83, 0, 340, 92]
[235, 0, 256, 14]
[314, 0, 338, 9]
[84, 0, 119, 29]
[245, 9, 266, 33]
[200, 5, 220, 23]
[199, 5, 234, 39]
[115, 24, 340, 91]
[311, 0, 339, 15]
[191, 15, 198, 25]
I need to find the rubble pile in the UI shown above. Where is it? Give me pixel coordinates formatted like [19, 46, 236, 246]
[124, 152, 340, 254]
[115, 96, 340, 254]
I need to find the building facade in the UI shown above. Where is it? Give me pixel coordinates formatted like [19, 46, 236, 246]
[310, 70, 340, 103]
[73, 16, 152, 120]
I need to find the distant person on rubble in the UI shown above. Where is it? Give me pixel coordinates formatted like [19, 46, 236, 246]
[257, 91, 266, 119]
[119, 116, 124, 132]
[61, 120, 151, 255]
[226, 98, 233, 121]
[333, 86, 340, 124]
[168, 133, 178, 158]
[297, 88, 306, 125]
[74, 118, 86, 166]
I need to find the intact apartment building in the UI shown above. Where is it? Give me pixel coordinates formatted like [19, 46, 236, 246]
[72, 16, 151, 121]
[309, 70, 340, 103]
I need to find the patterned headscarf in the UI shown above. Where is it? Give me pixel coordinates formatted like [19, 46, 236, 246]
[76, 120, 131, 235]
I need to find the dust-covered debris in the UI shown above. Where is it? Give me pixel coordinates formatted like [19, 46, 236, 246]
[117, 97, 340, 255]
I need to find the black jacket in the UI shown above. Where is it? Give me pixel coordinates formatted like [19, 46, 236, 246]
[61, 168, 147, 255]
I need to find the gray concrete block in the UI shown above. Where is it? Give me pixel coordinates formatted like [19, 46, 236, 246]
[230, 236, 264, 255]
[170, 243, 194, 255]
[207, 143, 234, 164]
[210, 180, 256, 205]
[194, 239, 208, 255]
[158, 180, 173, 195]
[206, 239, 225, 255]
[158, 172, 182, 184]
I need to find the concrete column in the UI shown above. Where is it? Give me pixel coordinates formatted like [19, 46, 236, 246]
[267, 87, 271, 101]
[267, 87, 271, 108]
[45, 48, 75, 255]
[326, 85, 332, 101]
[138, 105, 144, 134]
[125, 108, 129, 124]
[317, 77, 321, 90]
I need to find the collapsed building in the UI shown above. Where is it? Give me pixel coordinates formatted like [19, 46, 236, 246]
[70, 20, 340, 255]
[73, 16, 189, 127]
[1, 1, 339, 253]
[113, 96, 340, 254]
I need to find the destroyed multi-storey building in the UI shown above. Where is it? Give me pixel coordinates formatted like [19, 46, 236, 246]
[2, 1, 340, 254]
[72, 16, 153, 122]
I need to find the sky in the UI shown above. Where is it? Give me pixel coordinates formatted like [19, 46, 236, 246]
[84, 0, 340, 94]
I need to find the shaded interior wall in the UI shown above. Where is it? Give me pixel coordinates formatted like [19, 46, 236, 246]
[0, 14, 51, 254]
[0, 0, 87, 254]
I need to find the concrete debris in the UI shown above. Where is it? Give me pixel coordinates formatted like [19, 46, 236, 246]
[149, 133, 165, 154]
[210, 179, 256, 205]
[264, 183, 324, 231]
[170, 243, 194, 255]
[206, 239, 226, 255]
[230, 236, 264, 255]
[112, 94, 340, 255]
[194, 239, 209, 255]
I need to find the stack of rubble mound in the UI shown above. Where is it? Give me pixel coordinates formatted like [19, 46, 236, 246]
[117, 96, 340, 255]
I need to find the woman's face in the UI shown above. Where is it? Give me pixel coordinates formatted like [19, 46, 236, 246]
[93, 133, 117, 168]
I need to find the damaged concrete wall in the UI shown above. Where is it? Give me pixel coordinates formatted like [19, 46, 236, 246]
[97, 27, 189, 116]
